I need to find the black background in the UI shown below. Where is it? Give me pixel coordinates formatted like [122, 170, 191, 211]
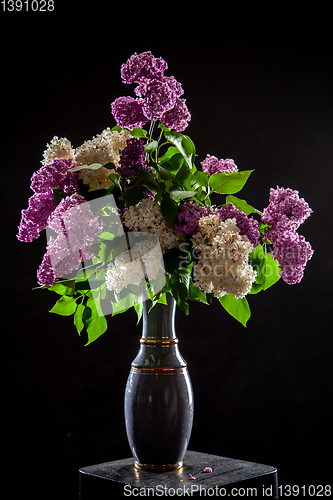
[2, 6, 332, 499]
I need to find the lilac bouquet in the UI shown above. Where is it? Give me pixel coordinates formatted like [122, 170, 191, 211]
[17, 51, 313, 344]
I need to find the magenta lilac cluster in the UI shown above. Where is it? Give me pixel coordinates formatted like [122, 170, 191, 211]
[201, 155, 238, 178]
[111, 51, 191, 132]
[215, 202, 260, 248]
[118, 137, 157, 190]
[17, 158, 79, 243]
[261, 187, 313, 284]
[118, 138, 148, 179]
[175, 201, 213, 235]
[175, 200, 260, 249]
[37, 194, 104, 286]
[261, 187, 312, 231]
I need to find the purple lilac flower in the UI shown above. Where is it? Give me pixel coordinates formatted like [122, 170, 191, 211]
[270, 230, 313, 284]
[175, 201, 213, 235]
[38, 193, 104, 286]
[17, 191, 55, 242]
[30, 158, 79, 194]
[141, 78, 177, 121]
[201, 155, 238, 178]
[120, 51, 168, 84]
[112, 51, 190, 132]
[261, 186, 312, 230]
[215, 202, 260, 248]
[118, 138, 157, 186]
[160, 98, 191, 133]
[135, 75, 184, 99]
[37, 251, 56, 286]
[17, 158, 79, 243]
[111, 96, 148, 130]
[203, 467, 213, 473]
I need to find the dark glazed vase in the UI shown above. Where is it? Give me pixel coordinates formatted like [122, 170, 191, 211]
[124, 295, 194, 470]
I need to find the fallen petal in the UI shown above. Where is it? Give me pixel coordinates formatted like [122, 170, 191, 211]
[189, 474, 196, 480]
[203, 467, 213, 473]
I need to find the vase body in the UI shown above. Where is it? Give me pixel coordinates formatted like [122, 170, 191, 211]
[124, 296, 194, 470]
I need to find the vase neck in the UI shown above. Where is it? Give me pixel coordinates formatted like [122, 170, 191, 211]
[141, 295, 176, 340]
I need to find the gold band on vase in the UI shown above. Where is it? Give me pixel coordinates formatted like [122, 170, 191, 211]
[140, 337, 179, 345]
[134, 460, 183, 471]
[130, 365, 187, 375]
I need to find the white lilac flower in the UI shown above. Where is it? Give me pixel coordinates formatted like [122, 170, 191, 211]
[41, 136, 75, 165]
[123, 198, 185, 252]
[191, 215, 256, 299]
[74, 128, 131, 190]
[105, 236, 163, 294]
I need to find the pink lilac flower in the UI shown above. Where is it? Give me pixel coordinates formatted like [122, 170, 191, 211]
[30, 158, 79, 194]
[203, 467, 213, 473]
[37, 194, 104, 286]
[175, 201, 213, 235]
[120, 51, 168, 84]
[111, 96, 148, 130]
[261, 187, 313, 284]
[17, 191, 55, 242]
[189, 474, 196, 480]
[261, 186, 312, 230]
[160, 98, 191, 132]
[201, 155, 238, 178]
[215, 202, 260, 248]
[270, 230, 313, 284]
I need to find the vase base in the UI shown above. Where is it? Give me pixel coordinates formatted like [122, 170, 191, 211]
[134, 460, 183, 471]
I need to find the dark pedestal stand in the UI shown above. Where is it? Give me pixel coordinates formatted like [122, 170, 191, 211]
[79, 450, 278, 498]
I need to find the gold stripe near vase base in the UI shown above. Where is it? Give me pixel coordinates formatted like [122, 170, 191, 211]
[134, 460, 183, 471]
[130, 366, 187, 375]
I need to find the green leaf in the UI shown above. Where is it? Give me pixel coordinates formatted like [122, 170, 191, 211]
[219, 294, 251, 327]
[159, 148, 185, 173]
[188, 281, 209, 304]
[136, 169, 159, 190]
[144, 140, 158, 154]
[83, 297, 107, 345]
[134, 300, 144, 324]
[108, 172, 122, 190]
[262, 253, 281, 290]
[131, 127, 147, 138]
[191, 170, 209, 189]
[111, 294, 136, 315]
[110, 125, 122, 132]
[164, 130, 195, 169]
[175, 163, 192, 190]
[74, 302, 85, 334]
[225, 195, 261, 215]
[209, 170, 254, 194]
[52, 188, 67, 207]
[248, 244, 281, 291]
[122, 187, 144, 206]
[91, 241, 113, 262]
[161, 194, 179, 227]
[171, 281, 189, 314]
[47, 279, 75, 296]
[169, 189, 197, 200]
[156, 165, 175, 180]
[69, 163, 103, 172]
[49, 295, 78, 316]
[102, 161, 117, 170]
